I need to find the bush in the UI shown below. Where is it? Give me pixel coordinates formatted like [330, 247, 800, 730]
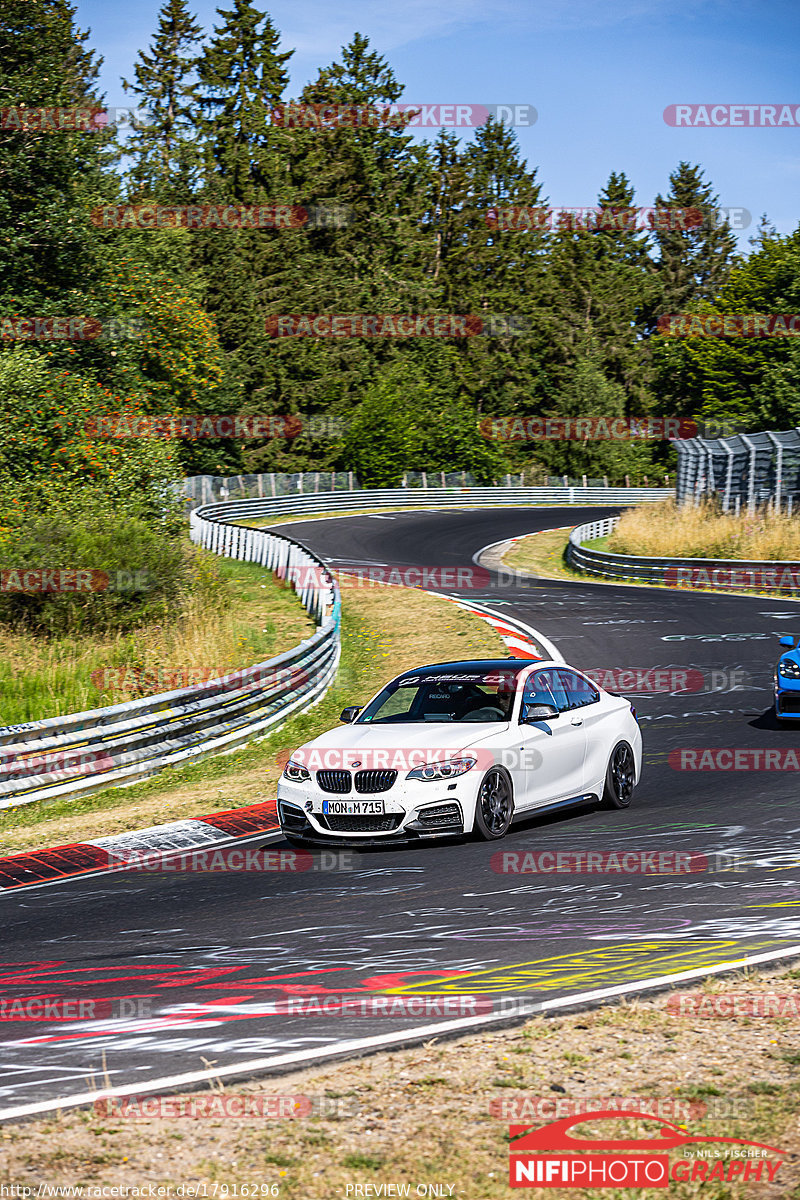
[0, 497, 196, 635]
[339, 357, 505, 487]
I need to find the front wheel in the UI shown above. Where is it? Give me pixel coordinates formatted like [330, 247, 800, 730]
[602, 741, 636, 809]
[473, 767, 515, 839]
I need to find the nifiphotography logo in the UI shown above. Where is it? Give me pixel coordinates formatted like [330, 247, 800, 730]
[507, 1110, 786, 1188]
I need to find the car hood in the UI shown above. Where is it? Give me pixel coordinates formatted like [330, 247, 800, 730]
[297, 722, 507, 754]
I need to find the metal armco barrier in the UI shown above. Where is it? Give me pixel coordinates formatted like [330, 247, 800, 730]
[189, 485, 672, 522]
[0, 520, 340, 811]
[567, 516, 800, 594]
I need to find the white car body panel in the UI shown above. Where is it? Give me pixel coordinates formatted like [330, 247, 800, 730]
[277, 659, 642, 843]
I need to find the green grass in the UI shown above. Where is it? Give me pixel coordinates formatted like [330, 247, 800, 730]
[0, 554, 311, 726]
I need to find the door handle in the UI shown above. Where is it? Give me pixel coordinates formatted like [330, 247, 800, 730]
[570, 718, 583, 726]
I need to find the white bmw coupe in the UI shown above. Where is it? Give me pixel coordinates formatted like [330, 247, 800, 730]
[277, 659, 642, 845]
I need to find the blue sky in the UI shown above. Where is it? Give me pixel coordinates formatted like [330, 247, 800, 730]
[76, 0, 799, 250]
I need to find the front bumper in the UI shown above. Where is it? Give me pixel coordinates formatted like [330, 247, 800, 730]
[775, 685, 800, 718]
[277, 776, 471, 843]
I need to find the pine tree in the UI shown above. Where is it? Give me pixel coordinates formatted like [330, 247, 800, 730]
[679, 227, 800, 430]
[652, 162, 737, 316]
[239, 32, 436, 472]
[196, 0, 291, 201]
[594, 171, 651, 267]
[428, 118, 551, 420]
[0, 0, 107, 317]
[121, 0, 204, 201]
[649, 164, 739, 420]
[543, 171, 657, 413]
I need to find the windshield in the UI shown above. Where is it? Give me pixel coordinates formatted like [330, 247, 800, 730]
[359, 669, 520, 724]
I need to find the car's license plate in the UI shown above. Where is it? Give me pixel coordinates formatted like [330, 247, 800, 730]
[322, 799, 385, 815]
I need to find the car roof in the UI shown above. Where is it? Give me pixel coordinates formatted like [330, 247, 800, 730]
[397, 659, 557, 673]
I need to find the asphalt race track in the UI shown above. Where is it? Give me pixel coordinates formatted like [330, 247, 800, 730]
[2, 505, 800, 1119]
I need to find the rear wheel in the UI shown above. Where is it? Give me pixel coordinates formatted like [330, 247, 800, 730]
[473, 767, 514, 839]
[602, 742, 636, 809]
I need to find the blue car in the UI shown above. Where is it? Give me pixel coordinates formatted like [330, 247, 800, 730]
[775, 635, 800, 720]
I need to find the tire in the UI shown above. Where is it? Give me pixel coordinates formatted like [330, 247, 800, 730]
[602, 741, 636, 809]
[473, 767, 515, 839]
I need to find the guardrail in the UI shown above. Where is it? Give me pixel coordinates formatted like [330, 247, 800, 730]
[567, 516, 800, 594]
[0, 521, 340, 811]
[193, 485, 673, 521]
[0, 485, 670, 811]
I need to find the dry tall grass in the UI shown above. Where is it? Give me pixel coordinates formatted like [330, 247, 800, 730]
[606, 499, 800, 560]
[0, 561, 313, 724]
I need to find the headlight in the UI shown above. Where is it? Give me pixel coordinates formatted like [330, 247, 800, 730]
[406, 757, 477, 782]
[779, 660, 800, 679]
[282, 758, 310, 782]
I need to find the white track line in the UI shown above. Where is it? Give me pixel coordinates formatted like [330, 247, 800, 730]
[3, 942, 800, 1123]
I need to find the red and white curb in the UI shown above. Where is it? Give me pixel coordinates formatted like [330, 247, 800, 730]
[444, 595, 563, 663]
[451, 599, 542, 659]
[0, 800, 280, 892]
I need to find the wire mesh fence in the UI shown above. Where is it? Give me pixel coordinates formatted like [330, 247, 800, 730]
[675, 429, 800, 513]
[182, 471, 671, 507]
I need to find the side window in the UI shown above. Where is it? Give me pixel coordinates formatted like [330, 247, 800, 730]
[521, 669, 566, 715]
[558, 668, 599, 709]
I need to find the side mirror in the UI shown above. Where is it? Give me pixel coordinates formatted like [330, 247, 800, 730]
[339, 706, 362, 723]
[521, 703, 560, 723]
[779, 636, 795, 648]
